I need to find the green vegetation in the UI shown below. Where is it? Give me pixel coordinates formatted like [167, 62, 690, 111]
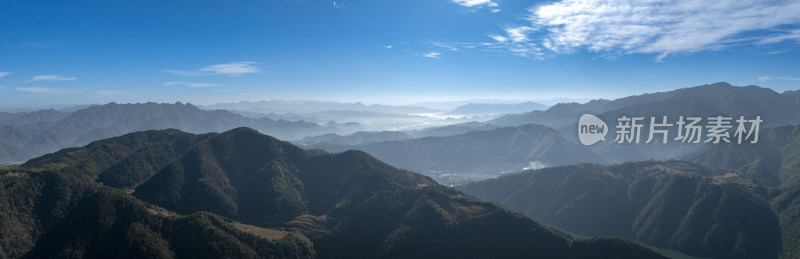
[0, 127, 664, 258]
[686, 124, 800, 188]
[459, 161, 782, 258]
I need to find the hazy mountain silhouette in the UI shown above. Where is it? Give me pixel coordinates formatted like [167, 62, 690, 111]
[201, 100, 440, 115]
[490, 82, 800, 129]
[0, 109, 68, 126]
[0, 102, 339, 165]
[485, 83, 800, 164]
[300, 83, 800, 167]
[309, 123, 607, 176]
[449, 102, 549, 115]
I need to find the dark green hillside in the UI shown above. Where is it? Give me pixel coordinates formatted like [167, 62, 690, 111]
[1, 128, 665, 258]
[134, 128, 313, 224]
[459, 161, 781, 258]
[23, 129, 216, 187]
[686, 124, 800, 188]
[772, 186, 800, 259]
[131, 127, 575, 257]
[0, 168, 97, 258]
[25, 189, 315, 259]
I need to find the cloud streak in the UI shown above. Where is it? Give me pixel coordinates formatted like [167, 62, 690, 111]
[28, 75, 77, 82]
[0, 72, 10, 79]
[164, 61, 260, 76]
[525, 0, 800, 58]
[484, 26, 546, 59]
[162, 82, 220, 88]
[756, 75, 800, 82]
[187, 83, 219, 88]
[201, 61, 259, 75]
[16, 86, 71, 94]
[163, 81, 185, 86]
[452, 0, 499, 11]
[423, 52, 441, 58]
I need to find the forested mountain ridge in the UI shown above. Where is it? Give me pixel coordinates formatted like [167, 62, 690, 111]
[0, 128, 665, 258]
[459, 160, 783, 258]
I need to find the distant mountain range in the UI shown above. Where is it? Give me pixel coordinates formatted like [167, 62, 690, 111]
[308, 124, 606, 177]
[490, 82, 800, 129]
[303, 83, 800, 175]
[8, 82, 790, 171]
[449, 102, 549, 115]
[0, 109, 69, 126]
[201, 100, 484, 132]
[0, 102, 340, 165]
[295, 121, 499, 147]
[0, 128, 665, 258]
[201, 100, 441, 115]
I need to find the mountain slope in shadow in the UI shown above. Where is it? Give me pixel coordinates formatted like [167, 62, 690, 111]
[459, 161, 781, 259]
[1, 128, 665, 258]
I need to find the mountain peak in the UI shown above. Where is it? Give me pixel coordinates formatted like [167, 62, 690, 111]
[222, 126, 262, 135]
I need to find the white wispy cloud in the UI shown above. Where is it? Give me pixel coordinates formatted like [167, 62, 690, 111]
[162, 70, 206, 76]
[526, 0, 800, 58]
[16, 86, 71, 94]
[758, 75, 800, 82]
[163, 81, 185, 86]
[332, 1, 354, 11]
[758, 29, 800, 45]
[28, 75, 77, 82]
[384, 45, 393, 49]
[423, 52, 442, 58]
[97, 90, 125, 96]
[484, 26, 545, 59]
[163, 82, 220, 88]
[488, 34, 508, 43]
[187, 83, 219, 88]
[452, 0, 499, 11]
[164, 61, 260, 77]
[201, 61, 259, 75]
[504, 26, 535, 43]
[0, 72, 10, 79]
[431, 42, 460, 51]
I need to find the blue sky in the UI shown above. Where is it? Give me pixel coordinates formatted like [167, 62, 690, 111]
[1, 0, 799, 109]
